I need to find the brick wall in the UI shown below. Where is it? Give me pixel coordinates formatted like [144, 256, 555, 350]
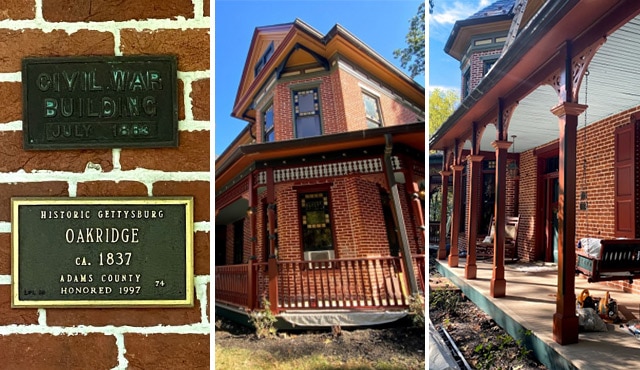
[261, 65, 423, 143]
[0, 1, 209, 369]
[517, 104, 640, 293]
[464, 49, 502, 94]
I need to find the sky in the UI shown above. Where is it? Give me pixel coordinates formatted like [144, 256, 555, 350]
[428, 0, 492, 94]
[213, 0, 425, 156]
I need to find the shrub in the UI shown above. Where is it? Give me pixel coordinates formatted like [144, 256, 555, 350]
[409, 293, 425, 329]
[248, 297, 278, 338]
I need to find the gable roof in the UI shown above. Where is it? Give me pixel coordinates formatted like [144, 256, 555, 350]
[231, 19, 425, 122]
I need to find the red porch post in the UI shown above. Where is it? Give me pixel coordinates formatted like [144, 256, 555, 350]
[266, 168, 279, 314]
[551, 102, 586, 345]
[448, 164, 464, 267]
[465, 155, 484, 279]
[247, 172, 257, 310]
[491, 140, 511, 298]
[437, 170, 451, 260]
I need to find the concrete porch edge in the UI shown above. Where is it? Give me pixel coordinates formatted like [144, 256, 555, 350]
[435, 261, 578, 370]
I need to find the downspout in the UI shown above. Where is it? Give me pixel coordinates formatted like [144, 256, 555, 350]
[383, 134, 419, 295]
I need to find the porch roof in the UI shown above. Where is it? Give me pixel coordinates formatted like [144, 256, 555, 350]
[215, 122, 425, 192]
[431, 0, 640, 154]
[434, 256, 640, 370]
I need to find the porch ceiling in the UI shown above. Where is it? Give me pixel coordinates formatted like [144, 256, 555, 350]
[472, 14, 640, 153]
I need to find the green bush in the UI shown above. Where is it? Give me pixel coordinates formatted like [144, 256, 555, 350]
[248, 297, 278, 338]
[409, 293, 425, 329]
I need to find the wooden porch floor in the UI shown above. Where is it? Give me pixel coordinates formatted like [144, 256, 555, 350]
[434, 255, 640, 370]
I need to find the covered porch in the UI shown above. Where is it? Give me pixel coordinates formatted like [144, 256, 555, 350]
[433, 255, 640, 370]
[430, 0, 640, 345]
[216, 254, 425, 326]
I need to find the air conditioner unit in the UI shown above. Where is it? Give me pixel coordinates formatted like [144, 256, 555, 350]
[304, 250, 334, 269]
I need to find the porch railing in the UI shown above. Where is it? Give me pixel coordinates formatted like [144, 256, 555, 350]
[215, 255, 426, 312]
[215, 264, 249, 308]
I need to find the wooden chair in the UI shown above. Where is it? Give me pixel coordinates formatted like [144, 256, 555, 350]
[476, 215, 520, 261]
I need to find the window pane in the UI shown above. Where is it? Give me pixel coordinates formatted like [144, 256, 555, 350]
[264, 105, 274, 130]
[300, 192, 333, 252]
[363, 93, 381, 125]
[296, 115, 321, 138]
[265, 130, 274, 142]
[264, 104, 274, 142]
[297, 90, 316, 115]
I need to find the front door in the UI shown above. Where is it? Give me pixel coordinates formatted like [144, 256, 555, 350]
[543, 174, 559, 263]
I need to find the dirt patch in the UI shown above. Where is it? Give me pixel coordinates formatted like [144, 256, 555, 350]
[429, 252, 547, 369]
[215, 315, 426, 369]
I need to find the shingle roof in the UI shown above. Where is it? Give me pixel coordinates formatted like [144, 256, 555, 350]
[468, 0, 515, 19]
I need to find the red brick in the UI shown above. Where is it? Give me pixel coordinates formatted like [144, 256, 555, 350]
[124, 333, 209, 369]
[191, 78, 210, 120]
[194, 230, 210, 275]
[47, 297, 202, 327]
[0, 30, 114, 73]
[0, 0, 35, 20]
[119, 130, 209, 172]
[0, 285, 39, 325]
[0, 182, 68, 221]
[43, 0, 194, 22]
[152, 181, 210, 222]
[0, 333, 118, 369]
[0, 82, 21, 123]
[76, 181, 148, 197]
[0, 131, 113, 173]
[0, 233, 8, 274]
[204, 0, 210, 17]
[120, 29, 209, 71]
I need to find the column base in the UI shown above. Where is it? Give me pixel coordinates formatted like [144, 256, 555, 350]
[437, 247, 447, 260]
[490, 278, 506, 298]
[553, 313, 579, 345]
[448, 254, 459, 267]
[465, 264, 477, 279]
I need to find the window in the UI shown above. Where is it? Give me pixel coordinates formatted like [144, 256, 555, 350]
[463, 69, 471, 98]
[293, 88, 321, 138]
[483, 59, 497, 76]
[263, 104, 274, 142]
[300, 192, 334, 253]
[362, 92, 383, 128]
[254, 41, 274, 77]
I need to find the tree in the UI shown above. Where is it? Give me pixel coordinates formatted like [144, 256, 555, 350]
[429, 88, 458, 136]
[394, 2, 425, 79]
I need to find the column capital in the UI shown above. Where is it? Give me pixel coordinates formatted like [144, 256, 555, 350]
[450, 164, 465, 172]
[491, 140, 512, 151]
[550, 102, 588, 117]
[466, 154, 485, 162]
[439, 170, 452, 177]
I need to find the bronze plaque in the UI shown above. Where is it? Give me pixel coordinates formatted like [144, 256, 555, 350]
[11, 197, 194, 307]
[22, 56, 178, 150]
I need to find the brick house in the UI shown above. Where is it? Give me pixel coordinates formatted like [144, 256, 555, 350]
[215, 19, 425, 326]
[431, 0, 640, 344]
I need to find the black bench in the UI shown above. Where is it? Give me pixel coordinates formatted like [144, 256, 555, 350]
[576, 239, 640, 283]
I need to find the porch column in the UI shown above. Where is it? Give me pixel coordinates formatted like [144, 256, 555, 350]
[448, 164, 464, 267]
[266, 168, 279, 314]
[247, 172, 257, 310]
[465, 155, 484, 279]
[491, 140, 511, 298]
[437, 170, 452, 260]
[551, 102, 586, 345]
